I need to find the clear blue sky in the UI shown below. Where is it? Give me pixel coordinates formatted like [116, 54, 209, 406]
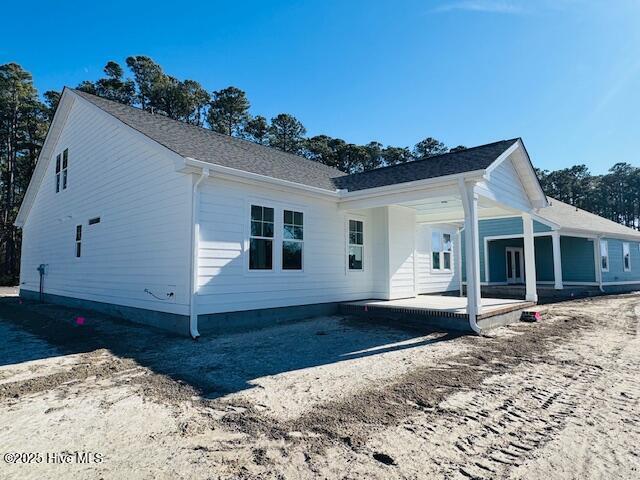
[2, 0, 638, 174]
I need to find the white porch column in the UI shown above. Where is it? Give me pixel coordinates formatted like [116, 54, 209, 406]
[551, 231, 563, 290]
[459, 179, 482, 332]
[522, 213, 538, 302]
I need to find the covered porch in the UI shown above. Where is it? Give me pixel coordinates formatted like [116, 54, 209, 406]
[337, 139, 548, 333]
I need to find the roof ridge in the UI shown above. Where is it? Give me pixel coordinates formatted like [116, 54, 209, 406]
[70, 88, 347, 178]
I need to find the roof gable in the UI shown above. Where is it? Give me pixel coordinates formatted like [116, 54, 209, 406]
[73, 89, 346, 191]
[333, 139, 520, 192]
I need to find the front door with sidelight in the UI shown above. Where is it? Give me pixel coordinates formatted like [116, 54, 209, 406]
[505, 247, 524, 284]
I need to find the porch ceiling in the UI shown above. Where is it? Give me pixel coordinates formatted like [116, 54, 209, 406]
[401, 194, 519, 224]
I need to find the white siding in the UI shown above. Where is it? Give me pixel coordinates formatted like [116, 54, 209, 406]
[387, 206, 416, 299]
[476, 158, 532, 212]
[19, 96, 192, 315]
[196, 177, 375, 314]
[415, 223, 460, 294]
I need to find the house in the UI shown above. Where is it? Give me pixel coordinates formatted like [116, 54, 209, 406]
[470, 197, 640, 294]
[16, 88, 549, 337]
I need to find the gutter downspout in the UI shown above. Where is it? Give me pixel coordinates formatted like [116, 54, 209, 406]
[458, 178, 482, 335]
[189, 167, 210, 339]
[595, 236, 605, 293]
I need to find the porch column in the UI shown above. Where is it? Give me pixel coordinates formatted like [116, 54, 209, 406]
[552, 231, 563, 290]
[457, 227, 463, 297]
[459, 179, 482, 327]
[522, 213, 538, 302]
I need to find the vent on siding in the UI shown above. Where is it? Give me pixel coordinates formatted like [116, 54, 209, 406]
[88, 217, 101, 225]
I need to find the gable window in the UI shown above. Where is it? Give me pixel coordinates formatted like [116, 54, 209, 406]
[432, 231, 452, 271]
[55, 154, 61, 192]
[75, 225, 82, 258]
[249, 205, 274, 270]
[62, 148, 68, 189]
[600, 240, 609, 272]
[283, 210, 303, 270]
[623, 242, 631, 272]
[55, 149, 69, 192]
[348, 219, 364, 270]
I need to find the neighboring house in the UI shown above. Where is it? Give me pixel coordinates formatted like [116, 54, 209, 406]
[471, 198, 640, 291]
[16, 88, 549, 337]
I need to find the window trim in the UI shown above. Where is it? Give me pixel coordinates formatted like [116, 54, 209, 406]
[623, 242, 631, 272]
[346, 217, 365, 272]
[431, 230, 453, 273]
[282, 209, 304, 272]
[244, 200, 308, 275]
[600, 240, 609, 272]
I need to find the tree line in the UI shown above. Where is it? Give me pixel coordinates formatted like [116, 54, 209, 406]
[536, 164, 640, 230]
[0, 57, 637, 281]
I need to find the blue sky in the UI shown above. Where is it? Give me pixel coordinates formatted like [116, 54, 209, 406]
[2, 0, 638, 173]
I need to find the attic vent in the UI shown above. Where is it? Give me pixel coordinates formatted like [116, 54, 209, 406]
[88, 217, 101, 225]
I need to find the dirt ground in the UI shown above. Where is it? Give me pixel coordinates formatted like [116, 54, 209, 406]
[0, 291, 638, 479]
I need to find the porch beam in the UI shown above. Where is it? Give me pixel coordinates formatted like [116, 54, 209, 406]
[552, 231, 563, 290]
[522, 213, 538, 302]
[459, 179, 482, 333]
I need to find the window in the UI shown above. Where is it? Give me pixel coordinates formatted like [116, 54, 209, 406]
[88, 217, 101, 225]
[283, 210, 303, 270]
[600, 240, 609, 271]
[55, 154, 61, 192]
[249, 205, 274, 270]
[55, 149, 69, 192]
[62, 148, 68, 189]
[432, 231, 452, 271]
[348, 219, 364, 270]
[623, 242, 631, 272]
[75, 225, 82, 258]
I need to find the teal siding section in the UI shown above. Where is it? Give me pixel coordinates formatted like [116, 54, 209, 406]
[535, 236, 555, 281]
[461, 217, 554, 282]
[602, 238, 640, 283]
[488, 238, 523, 282]
[534, 220, 553, 233]
[560, 236, 596, 282]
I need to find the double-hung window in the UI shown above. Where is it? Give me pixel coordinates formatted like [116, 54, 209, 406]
[283, 210, 303, 270]
[600, 240, 609, 271]
[348, 219, 364, 270]
[432, 231, 452, 271]
[249, 205, 274, 270]
[623, 242, 631, 272]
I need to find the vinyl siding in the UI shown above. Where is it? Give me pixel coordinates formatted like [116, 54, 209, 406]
[602, 238, 640, 283]
[475, 159, 532, 213]
[560, 236, 596, 283]
[387, 206, 416, 298]
[415, 223, 460, 293]
[196, 177, 375, 314]
[462, 217, 554, 283]
[19, 96, 192, 315]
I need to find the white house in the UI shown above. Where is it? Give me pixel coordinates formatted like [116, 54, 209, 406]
[15, 88, 548, 337]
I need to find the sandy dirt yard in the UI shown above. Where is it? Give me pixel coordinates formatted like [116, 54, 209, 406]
[0, 291, 639, 480]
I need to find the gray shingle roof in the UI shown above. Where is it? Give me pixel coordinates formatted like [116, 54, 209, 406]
[333, 139, 519, 192]
[541, 197, 640, 239]
[73, 89, 519, 193]
[73, 89, 347, 191]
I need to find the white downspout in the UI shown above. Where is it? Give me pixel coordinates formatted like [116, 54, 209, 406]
[595, 236, 605, 293]
[189, 168, 210, 339]
[458, 178, 482, 335]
